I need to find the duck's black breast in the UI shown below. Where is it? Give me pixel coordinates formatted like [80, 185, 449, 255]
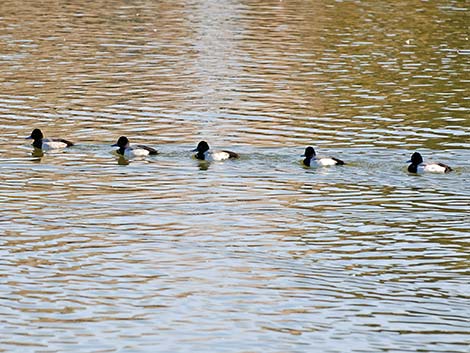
[32, 139, 43, 149]
[116, 147, 126, 156]
[408, 164, 418, 173]
[195, 151, 206, 160]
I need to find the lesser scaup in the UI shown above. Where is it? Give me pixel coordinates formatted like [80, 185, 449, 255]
[193, 141, 239, 161]
[407, 152, 452, 173]
[302, 146, 345, 167]
[112, 136, 158, 158]
[26, 128, 74, 150]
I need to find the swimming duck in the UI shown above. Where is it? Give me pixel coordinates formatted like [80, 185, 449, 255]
[26, 128, 74, 150]
[112, 136, 158, 158]
[302, 146, 345, 167]
[193, 141, 239, 161]
[407, 152, 452, 173]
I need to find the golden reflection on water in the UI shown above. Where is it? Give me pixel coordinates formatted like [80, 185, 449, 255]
[0, 0, 469, 352]
[2, 0, 467, 144]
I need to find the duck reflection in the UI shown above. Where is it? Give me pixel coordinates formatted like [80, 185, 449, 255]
[197, 160, 210, 171]
[31, 147, 44, 160]
[117, 156, 130, 165]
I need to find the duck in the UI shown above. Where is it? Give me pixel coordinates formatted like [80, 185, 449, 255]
[193, 141, 239, 161]
[302, 146, 345, 167]
[407, 152, 452, 173]
[26, 128, 74, 150]
[112, 136, 158, 158]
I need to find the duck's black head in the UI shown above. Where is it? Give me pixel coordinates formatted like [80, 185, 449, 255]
[408, 152, 423, 165]
[302, 146, 316, 158]
[27, 128, 44, 141]
[301, 146, 316, 167]
[193, 141, 210, 153]
[26, 129, 44, 149]
[112, 136, 130, 149]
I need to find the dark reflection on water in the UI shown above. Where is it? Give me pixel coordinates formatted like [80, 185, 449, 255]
[0, 0, 469, 352]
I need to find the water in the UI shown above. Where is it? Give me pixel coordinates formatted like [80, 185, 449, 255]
[0, 0, 469, 352]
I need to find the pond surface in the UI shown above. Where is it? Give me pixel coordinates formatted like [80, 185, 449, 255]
[0, 0, 469, 352]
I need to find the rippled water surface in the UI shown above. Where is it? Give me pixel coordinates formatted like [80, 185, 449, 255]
[0, 0, 469, 352]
